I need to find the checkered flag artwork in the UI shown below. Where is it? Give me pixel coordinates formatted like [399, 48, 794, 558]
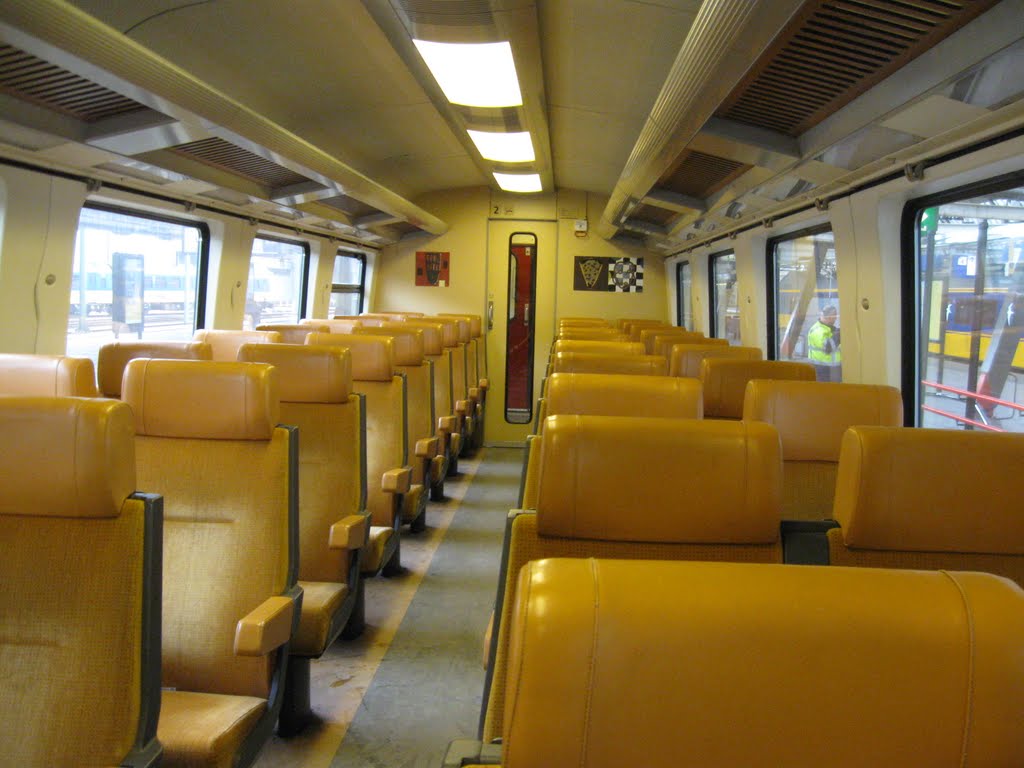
[608, 257, 644, 293]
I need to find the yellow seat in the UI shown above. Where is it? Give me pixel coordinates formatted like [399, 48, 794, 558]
[236, 343, 370, 733]
[97, 341, 212, 397]
[439, 313, 489, 450]
[817, 426, 1024, 586]
[550, 351, 667, 375]
[0, 353, 98, 396]
[521, 373, 703, 508]
[701, 358, 816, 419]
[625, 321, 671, 341]
[301, 318, 363, 334]
[0, 397, 163, 768]
[122, 359, 300, 768]
[652, 333, 727, 359]
[557, 328, 628, 341]
[256, 323, 328, 344]
[306, 332, 411, 576]
[639, 326, 706, 354]
[486, 558, 1024, 767]
[743, 380, 903, 519]
[420, 316, 471, 469]
[669, 342, 762, 378]
[354, 325, 437, 529]
[481, 414, 783, 742]
[558, 317, 609, 327]
[192, 329, 282, 361]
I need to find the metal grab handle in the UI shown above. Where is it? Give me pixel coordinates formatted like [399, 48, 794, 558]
[487, 300, 494, 330]
[524, 303, 530, 327]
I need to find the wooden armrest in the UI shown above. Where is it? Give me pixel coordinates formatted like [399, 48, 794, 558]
[416, 436, 440, 458]
[455, 399, 469, 415]
[382, 466, 412, 494]
[234, 595, 295, 656]
[329, 514, 368, 550]
[469, 387, 480, 401]
[438, 415, 458, 433]
[479, 378, 489, 390]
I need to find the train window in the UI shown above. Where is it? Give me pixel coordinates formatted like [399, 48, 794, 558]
[66, 205, 208, 360]
[767, 226, 840, 382]
[676, 260, 693, 330]
[328, 251, 366, 317]
[904, 175, 1024, 432]
[246, 236, 310, 328]
[708, 251, 740, 343]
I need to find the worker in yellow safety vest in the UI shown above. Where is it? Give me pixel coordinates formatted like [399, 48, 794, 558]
[807, 306, 841, 382]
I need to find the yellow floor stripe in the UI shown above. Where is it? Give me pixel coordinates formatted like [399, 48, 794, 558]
[254, 451, 486, 768]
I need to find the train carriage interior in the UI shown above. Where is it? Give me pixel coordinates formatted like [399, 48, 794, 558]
[1, 0, 1023, 766]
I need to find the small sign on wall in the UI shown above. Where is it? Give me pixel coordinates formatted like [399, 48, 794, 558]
[574, 256, 644, 293]
[416, 251, 450, 287]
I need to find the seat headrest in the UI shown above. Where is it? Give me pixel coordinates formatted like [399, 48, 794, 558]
[653, 334, 727, 358]
[504, 558, 1024, 768]
[237, 343, 352, 403]
[305, 332, 394, 382]
[256, 323, 327, 344]
[192, 329, 282, 361]
[744, 381, 903, 461]
[439, 313, 483, 337]
[834, 426, 1024, 554]
[559, 318, 609, 328]
[301, 318, 362, 333]
[558, 329, 628, 342]
[536, 415, 780, 543]
[0, 353, 98, 397]
[442, 317, 470, 343]
[97, 341, 212, 397]
[123, 359, 278, 440]
[702, 359, 815, 419]
[669, 344, 762, 378]
[639, 327, 703, 353]
[551, 340, 643, 357]
[380, 321, 441, 355]
[551, 352, 667, 376]
[545, 373, 702, 420]
[353, 326, 424, 365]
[0, 397, 135, 518]
[417, 317, 459, 348]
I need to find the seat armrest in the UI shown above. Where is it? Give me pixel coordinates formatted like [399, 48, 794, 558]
[443, 739, 503, 767]
[455, 399, 469, 415]
[329, 514, 369, 550]
[469, 387, 480, 401]
[479, 378, 489, 390]
[416, 436, 440, 458]
[438, 415, 458, 434]
[234, 595, 295, 656]
[382, 466, 412, 494]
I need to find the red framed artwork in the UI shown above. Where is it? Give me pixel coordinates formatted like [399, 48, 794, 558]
[415, 251, 450, 287]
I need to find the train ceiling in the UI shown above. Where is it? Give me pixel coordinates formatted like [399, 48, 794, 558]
[0, 0, 1020, 252]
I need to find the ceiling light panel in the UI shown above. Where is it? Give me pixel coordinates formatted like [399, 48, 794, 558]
[467, 130, 535, 162]
[493, 172, 541, 193]
[413, 40, 522, 108]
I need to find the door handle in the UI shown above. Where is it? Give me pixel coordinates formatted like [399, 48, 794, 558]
[487, 300, 494, 330]
[524, 303, 530, 327]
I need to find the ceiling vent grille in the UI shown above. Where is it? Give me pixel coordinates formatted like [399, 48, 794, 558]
[393, 0, 495, 27]
[319, 194, 383, 220]
[169, 137, 311, 189]
[0, 44, 147, 122]
[715, 0, 999, 136]
[632, 204, 679, 228]
[660, 150, 750, 200]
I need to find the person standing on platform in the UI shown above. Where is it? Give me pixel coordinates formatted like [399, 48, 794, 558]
[808, 305, 841, 382]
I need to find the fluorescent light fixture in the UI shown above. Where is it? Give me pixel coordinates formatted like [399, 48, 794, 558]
[493, 172, 542, 193]
[413, 40, 522, 107]
[467, 130, 535, 162]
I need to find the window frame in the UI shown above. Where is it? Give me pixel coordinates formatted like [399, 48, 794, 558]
[675, 260, 692, 330]
[330, 250, 367, 316]
[707, 248, 737, 340]
[765, 223, 834, 361]
[249, 233, 311, 322]
[74, 201, 211, 331]
[900, 169, 1024, 427]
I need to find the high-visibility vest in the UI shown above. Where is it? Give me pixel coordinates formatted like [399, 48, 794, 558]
[807, 321, 840, 364]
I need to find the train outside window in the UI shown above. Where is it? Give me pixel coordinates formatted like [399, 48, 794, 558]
[245, 236, 309, 328]
[709, 251, 740, 344]
[770, 227, 841, 382]
[66, 206, 206, 361]
[913, 181, 1024, 433]
[676, 260, 693, 331]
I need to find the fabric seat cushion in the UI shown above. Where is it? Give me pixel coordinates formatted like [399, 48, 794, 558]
[292, 581, 350, 656]
[158, 690, 266, 768]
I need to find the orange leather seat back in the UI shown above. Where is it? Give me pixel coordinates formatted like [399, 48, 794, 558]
[669, 343, 762, 378]
[257, 323, 328, 344]
[0, 353, 98, 396]
[504, 559, 1024, 767]
[0, 397, 161, 768]
[193, 329, 282, 361]
[653, 333, 727, 359]
[551, 340, 643, 357]
[551, 352, 667, 376]
[743, 381, 903, 519]
[97, 341, 212, 397]
[701, 359, 815, 419]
